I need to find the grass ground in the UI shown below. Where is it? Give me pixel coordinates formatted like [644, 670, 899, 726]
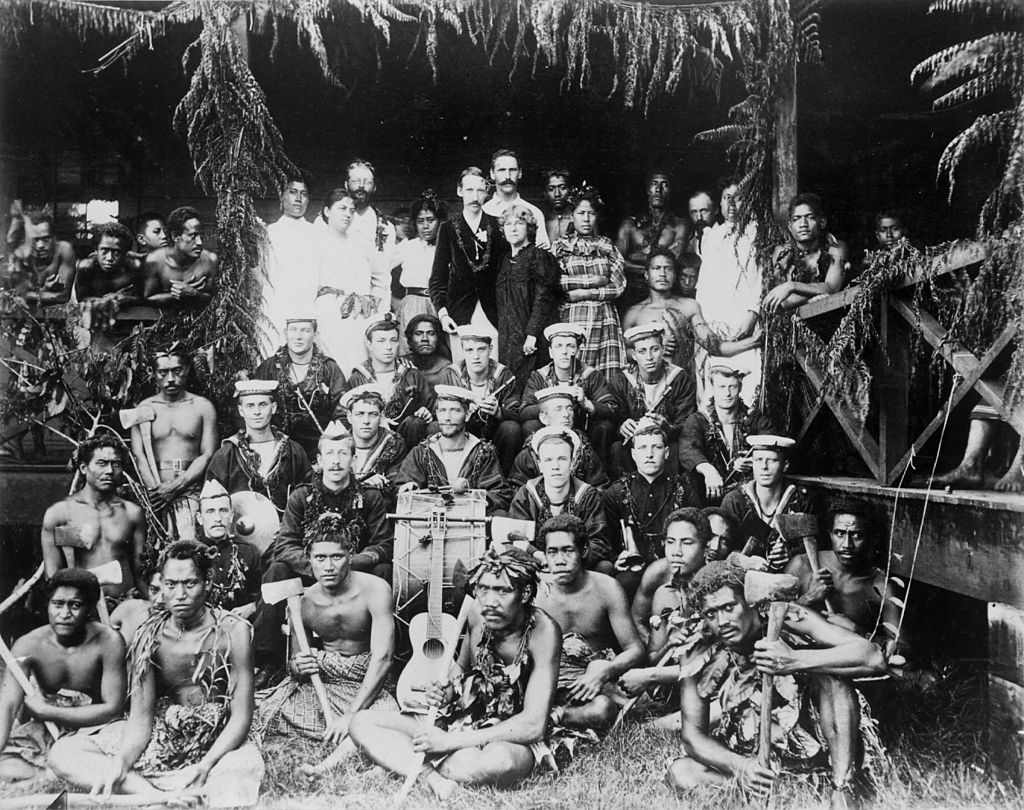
[1, 666, 1020, 809]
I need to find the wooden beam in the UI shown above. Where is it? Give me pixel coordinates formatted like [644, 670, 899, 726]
[989, 674, 1024, 784]
[877, 292, 910, 482]
[794, 349, 882, 480]
[795, 396, 826, 445]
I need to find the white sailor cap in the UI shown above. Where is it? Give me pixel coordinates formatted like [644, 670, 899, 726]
[543, 322, 586, 344]
[234, 379, 278, 398]
[199, 478, 231, 503]
[707, 361, 750, 379]
[340, 384, 387, 411]
[530, 425, 582, 458]
[623, 321, 666, 346]
[534, 384, 581, 404]
[321, 420, 351, 440]
[456, 325, 493, 344]
[746, 434, 796, 453]
[285, 312, 318, 326]
[434, 384, 476, 405]
[364, 312, 400, 339]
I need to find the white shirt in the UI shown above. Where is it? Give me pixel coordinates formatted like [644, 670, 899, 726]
[263, 215, 319, 354]
[348, 207, 397, 297]
[482, 193, 551, 251]
[696, 221, 762, 338]
[395, 238, 437, 289]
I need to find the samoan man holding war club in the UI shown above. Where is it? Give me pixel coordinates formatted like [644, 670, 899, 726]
[41, 434, 147, 606]
[206, 378, 311, 514]
[349, 546, 563, 797]
[129, 342, 218, 540]
[0, 569, 126, 782]
[253, 423, 392, 685]
[257, 514, 398, 761]
[54, 541, 264, 807]
[394, 384, 511, 513]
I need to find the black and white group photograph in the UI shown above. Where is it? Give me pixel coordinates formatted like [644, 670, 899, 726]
[0, 0, 1021, 807]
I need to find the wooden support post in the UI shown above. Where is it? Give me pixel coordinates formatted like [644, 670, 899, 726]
[772, 56, 798, 224]
[989, 602, 1024, 784]
[877, 292, 910, 482]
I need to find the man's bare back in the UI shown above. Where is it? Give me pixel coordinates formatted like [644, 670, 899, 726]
[41, 496, 145, 597]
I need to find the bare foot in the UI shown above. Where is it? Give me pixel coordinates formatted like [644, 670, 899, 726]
[995, 464, 1024, 492]
[932, 462, 984, 489]
[426, 770, 457, 801]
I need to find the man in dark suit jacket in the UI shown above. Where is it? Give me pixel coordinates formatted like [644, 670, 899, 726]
[429, 166, 507, 332]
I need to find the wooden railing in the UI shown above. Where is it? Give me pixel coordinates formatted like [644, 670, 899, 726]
[793, 241, 1022, 485]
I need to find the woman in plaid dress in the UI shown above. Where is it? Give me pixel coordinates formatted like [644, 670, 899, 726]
[553, 187, 627, 375]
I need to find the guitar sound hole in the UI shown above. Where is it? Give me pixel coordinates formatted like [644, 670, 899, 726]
[423, 638, 445, 660]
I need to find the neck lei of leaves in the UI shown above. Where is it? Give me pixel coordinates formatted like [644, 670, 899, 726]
[452, 219, 492, 273]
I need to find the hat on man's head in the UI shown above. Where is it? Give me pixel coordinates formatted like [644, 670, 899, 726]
[746, 434, 796, 453]
[623, 321, 665, 346]
[340, 384, 386, 411]
[434, 384, 476, 406]
[234, 379, 278, 399]
[364, 312, 400, 339]
[707, 361, 749, 380]
[534, 384, 581, 404]
[543, 322, 586, 344]
[285, 312, 318, 327]
[456, 325, 493, 344]
[530, 425, 582, 458]
[321, 420, 351, 440]
[199, 478, 231, 503]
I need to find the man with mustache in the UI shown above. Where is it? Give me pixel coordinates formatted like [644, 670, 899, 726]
[534, 514, 644, 733]
[344, 159, 397, 300]
[785, 500, 903, 659]
[667, 560, 887, 808]
[763, 193, 848, 315]
[193, 479, 261, 617]
[129, 344, 218, 540]
[254, 427, 392, 683]
[602, 421, 703, 599]
[394, 384, 511, 513]
[429, 167, 507, 335]
[143, 206, 219, 308]
[258, 516, 397, 761]
[59, 541, 263, 806]
[6, 207, 77, 306]
[687, 190, 719, 255]
[340, 384, 408, 508]
[606, 321, 697, 479]
[509, 427, 611, 572]
[510, 385, 609, 489]
[0, 569, 126, 782]
[519, 322, 620, 463]
[349, 546, 562, 797]
[206, 379, 311, 513]
[483, 149, 550, 251]
[404, 313, 452, 388]
[41, 435, 146, 605]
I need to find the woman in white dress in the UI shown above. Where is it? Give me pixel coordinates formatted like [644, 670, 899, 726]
[393, 191, 447, 356]
[314, 189, 381, 375]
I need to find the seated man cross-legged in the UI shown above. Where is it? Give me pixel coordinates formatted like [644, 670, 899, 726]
[533, 515, 644, 732]
[53, 541, 263, 807]
[349, 547, 562, 798]
[258, 515, 397, 760]
[1, 570, 126, 781]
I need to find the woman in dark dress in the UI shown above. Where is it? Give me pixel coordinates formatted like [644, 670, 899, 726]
[495, 203, 561, 394]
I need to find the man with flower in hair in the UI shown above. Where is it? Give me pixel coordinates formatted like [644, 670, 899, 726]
[519, 322, 621, 462]
[0, 569, 126, 781]
[534, 514, 643, 733]
[437, 326, 523, 474]
[258, 516, 398, 759]
[252, 313, 349, 460]
[42, 435, 146, 604]
[130, 343, 218, 539]
[349, 546, 562, 797]
[668, 559, 887, 808]
[606, 321, 697, 479]
[509, 426, 611, 571]
[254, 427, 391, 680]
[206, 379, 310, 513]
[510, 384, 609, 489]
[341, 383, 407, 508]
[54, 541, 263, 807]
[680, 362, 775, 504]
[347, 314, 433, 449]
[602, 420, 703, 597]
[395, 384, 511, 513]
[193, 480, 261, 617]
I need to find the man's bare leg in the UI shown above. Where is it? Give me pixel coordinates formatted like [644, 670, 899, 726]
[348, 710, 456, 797]
[557, 694, 618, 730]
[0, 755, 42, 781]
[47, 735, 165, 798]
[995, 436, 1024, 492]
[666, 755, 730, 792]
[437, 741, 535, 788]
[933, 419, 991, 488]
[812, 675, 860, 809]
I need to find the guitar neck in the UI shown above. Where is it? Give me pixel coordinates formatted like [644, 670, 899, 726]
[427, 509, 445, 639]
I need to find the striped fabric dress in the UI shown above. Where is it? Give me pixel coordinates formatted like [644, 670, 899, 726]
[553, 235, 627, 374]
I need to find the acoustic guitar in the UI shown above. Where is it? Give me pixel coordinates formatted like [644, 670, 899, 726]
[396, 505, 462, 712]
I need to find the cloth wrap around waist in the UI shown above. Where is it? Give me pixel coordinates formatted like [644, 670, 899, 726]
[1, 689, 95, 768]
